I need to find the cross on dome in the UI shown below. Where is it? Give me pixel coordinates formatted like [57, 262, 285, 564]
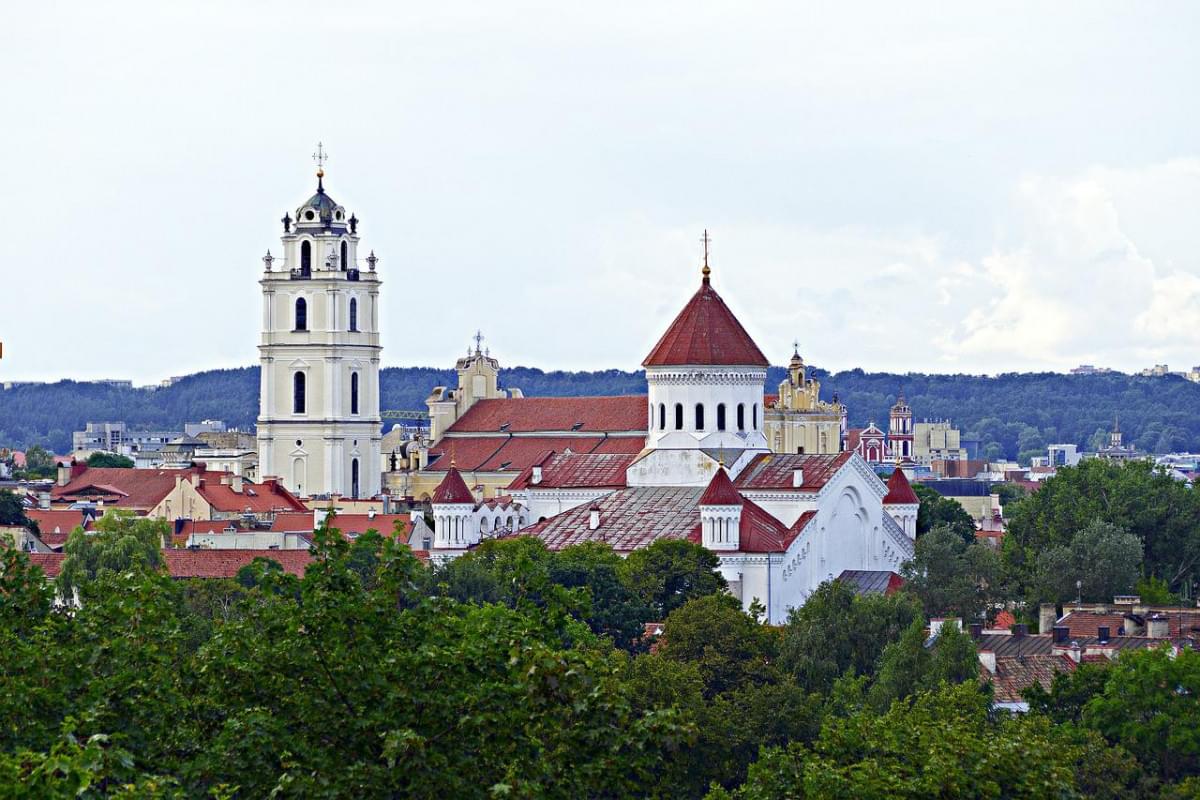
[700, 229, 712, 284]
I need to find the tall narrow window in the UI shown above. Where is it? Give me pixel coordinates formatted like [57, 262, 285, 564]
[695, 403, 705, 431]
[717, 403, 727, 431]
[737, 403, 746, 431]
[753, 403, 758, 430]
[674, 403, 684, 431]
[658, 403, 666, 431]
[294, 297, 307, 331]
[350, 372, 359, 414]
[300, 241, 312, 275]
[293, 372, 306, 413]
[351, 458, 360, 499]
[340, 240, 349, 271]
[349, 298, 358, 332]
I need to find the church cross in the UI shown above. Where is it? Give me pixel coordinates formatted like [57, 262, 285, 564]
[312, 142, 328, 170]
[700, 229, 711, 268]
[473, 330, 484, 354]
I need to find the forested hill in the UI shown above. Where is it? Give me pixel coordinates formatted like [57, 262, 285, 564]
[3, 366, 1199, 462]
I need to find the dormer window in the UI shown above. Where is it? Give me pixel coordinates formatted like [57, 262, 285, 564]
[304, 210, 315, 221]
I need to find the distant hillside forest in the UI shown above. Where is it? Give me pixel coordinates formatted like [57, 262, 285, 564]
[2, 366, 1198, 464]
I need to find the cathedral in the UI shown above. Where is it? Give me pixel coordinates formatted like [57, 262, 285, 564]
[255, 159, 382, 499]
[426, 259, 917, 622]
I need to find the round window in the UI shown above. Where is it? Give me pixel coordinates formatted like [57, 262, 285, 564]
[304, 210, 315, 220]
[336, 211, 342, 220]
[295, 439, 302, 447]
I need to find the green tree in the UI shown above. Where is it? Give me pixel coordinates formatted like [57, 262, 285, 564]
[0, 489, 30, 527]
[660, 594, 776, 699]
[620, 538, 727, 619]
[1032, 520, 1144, 604]
[1005, 459, 1200, 593]
[56, 510, 168, 598]
[549, 541, 652, 650]
[899, 525, 1001, 621]
[777, 579, 921, 693]
[22, 445, 56, 478]
[912, 484, 976, 545]
[84, 452, 135, 468]
[867, 619, 978, 711]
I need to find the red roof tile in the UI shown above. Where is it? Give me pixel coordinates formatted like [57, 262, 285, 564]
[733, 452, 854, 492]
[882, 467, 920, 505]
[699, 468, 742, 506]
[170, 519, 238, 545]
[987, 653, 1077, 703]
[428, 435, 645, 473]
[195, 477, 307, 514]
[506, 452, 637, 490]
[432, 467, 475, 504]
[23, 550, 313, 579]
[25, 509, 95, 535]
[445, 396, 647, 434]
[51, 466, 191, 509]
[269, 512, 314, 532]
[736, 502, 813, 553]
[643, 277, 769, 368]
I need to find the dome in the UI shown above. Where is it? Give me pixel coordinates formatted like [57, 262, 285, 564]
[295, 174, 347, 229]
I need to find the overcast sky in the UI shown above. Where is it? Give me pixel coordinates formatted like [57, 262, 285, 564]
[3, 2, 1198, 383]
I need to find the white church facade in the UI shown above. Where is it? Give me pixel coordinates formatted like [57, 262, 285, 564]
[256, 161, 382, 499]
[427, 259, 917, 622]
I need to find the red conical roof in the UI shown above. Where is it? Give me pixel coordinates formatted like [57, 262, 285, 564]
[882, 467, 920, 505]
[699, 467, 743, 506]
[432, 466, 475, 504]
[643, 274, 769, 368]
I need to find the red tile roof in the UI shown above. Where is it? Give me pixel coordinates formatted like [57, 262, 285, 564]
[699, 467, 742, 505]
[432, 467, 475, 504]
[506, 452, 637, 490]
[427, 435, 645, 473]
[882, 467, 920, 505]
[51, 467, 192, 509]
[170, 519, 238, 546]
[733, 452, 854, 492]
[24, 549, 313, 579]
[195, 477, 307, 514]
[736, 502, 813, 553]
[25, 509, 94, 535]
[445, 396, 647, 434]
[987, 654, 1077, 704]
[643, 277, 769, 368]
[269, 512, 313, 532]
[318, 513, 414, 538]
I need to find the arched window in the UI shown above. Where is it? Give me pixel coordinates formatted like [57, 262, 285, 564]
[351, 458, 360, 499]
[300, 241, 312, 276]
[658, 403, 666, 431]
[674, 403, 684, 431]
[293, 372, 306, 414]
[340, 240, 349, 271]
[294, 297, 307, 331]
[349, 298, 358, 332]
[753, 403, 758, 430]
[737, 403, 746, 431]
[695, 403, 705, 431]
[350, 372, 359, 415]
[717, 403, 727, 431]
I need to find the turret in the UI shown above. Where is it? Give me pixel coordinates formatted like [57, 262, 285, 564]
[431, 466, 477, 548]
[698, 467, 743, 551]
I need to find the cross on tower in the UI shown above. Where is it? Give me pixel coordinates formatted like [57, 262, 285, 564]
[312, 142, 328, 171]
[700, 229, 712, 268]
[473, 330, 485, 355]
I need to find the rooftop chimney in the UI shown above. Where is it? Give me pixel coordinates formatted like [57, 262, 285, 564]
[588, 505, 601, 531]
[531, 466, 543, 485]
[1148, 614, 1170, 639]
[38, 492, 50, 510]
[367, 509, 376, 520]
[231, 475, 243, 493]
[792, 469, 804, 488]
[1039, 603, 1058, 634]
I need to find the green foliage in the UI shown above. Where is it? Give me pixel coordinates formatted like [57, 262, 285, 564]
[1135, 575, 1178, 605]
[1005, 459, 1200, 593]
[900, 525, 1002, 620]
[1033, 520, 1144, 603]
[620, 538, 727, 620]
[57, 511, 168, 598]
[777, 579, 922, 693]
[20, 445, 57, 478]
[84, 452, 135, 469]
[710, 682, 1140, 800]
[0, 490, 29, 527]
[912, 484, 977, 544]
[660, 594, 778, 699]
[867, 619, 978, 712]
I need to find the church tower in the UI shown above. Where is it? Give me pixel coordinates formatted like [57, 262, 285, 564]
[888, 390, 913, 462]
[256, 150, 382, 499]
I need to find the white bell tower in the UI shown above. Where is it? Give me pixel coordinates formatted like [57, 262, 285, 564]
[256, 145, 382, 499]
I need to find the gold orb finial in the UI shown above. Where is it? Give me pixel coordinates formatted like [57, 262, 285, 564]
[316, 166, 324, 179]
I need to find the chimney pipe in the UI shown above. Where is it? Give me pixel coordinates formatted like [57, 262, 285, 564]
[1038, 603, 1058, 634]
[588, 505, 600, 531]
[1147, 614, 1170, 639]
[231, 475, 243, 494]
[38, 492, 50, 510]
[531, 465, 543, 485]
[792, 469, 804, 488]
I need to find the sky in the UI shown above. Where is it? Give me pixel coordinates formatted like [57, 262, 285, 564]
[2, 1, 1199, 383]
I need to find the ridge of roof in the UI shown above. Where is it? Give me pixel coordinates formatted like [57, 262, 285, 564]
[432, 466, 475, 504]
[699, 467, 742, 506]
[882, 466, 920, 505]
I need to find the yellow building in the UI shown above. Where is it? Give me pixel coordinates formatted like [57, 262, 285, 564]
[912, 421, 968, 465]
[763, 347, 844, 455]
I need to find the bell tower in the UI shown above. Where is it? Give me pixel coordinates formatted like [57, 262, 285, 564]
[256, 146, 383, 499]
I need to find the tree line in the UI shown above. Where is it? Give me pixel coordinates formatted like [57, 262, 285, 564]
[4, 365, 1200, 461]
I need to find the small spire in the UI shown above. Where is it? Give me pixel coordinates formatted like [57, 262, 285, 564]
[312, 142, 328, 191]
[700, 229, 712, 285]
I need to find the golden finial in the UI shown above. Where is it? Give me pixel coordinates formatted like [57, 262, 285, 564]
[700, 229, 712, 284]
